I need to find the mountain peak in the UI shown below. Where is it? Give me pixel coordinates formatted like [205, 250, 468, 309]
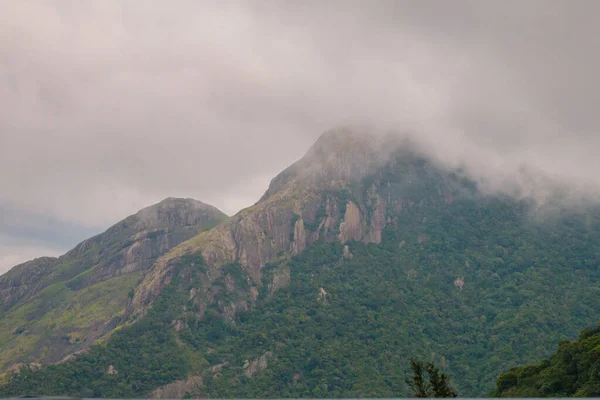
[305, 126, 417, 156]
[259, 127, 416, 202]
[140, 197, 223, 214]
[134, 197, 227, 230]
[257, 129, 378, 201]
[306, 126, 376, 155]
[0, 197, 228, 369]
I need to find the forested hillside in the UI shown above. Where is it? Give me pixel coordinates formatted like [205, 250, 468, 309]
[3, 165, 600, 397]
[493, 325, 600, 397]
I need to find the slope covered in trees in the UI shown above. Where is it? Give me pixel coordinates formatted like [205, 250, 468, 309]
[493, 325, 600, 397]
[3, 178, 600, 397]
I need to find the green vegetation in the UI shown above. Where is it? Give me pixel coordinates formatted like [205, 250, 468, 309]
[492, 325, 600, 397]
[4, 189, 600, 397]
[188, 201, 600, 398]
[0, 272, 141, 371]
[0, 262, 203, 398]
[407, 359, 458, 398]
[4, 154, 600, 397]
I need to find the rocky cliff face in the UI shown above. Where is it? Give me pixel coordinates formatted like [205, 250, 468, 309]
[0, 198, 227, 370]
[1, 198, 226, 310]
[60, 198, 227, 289]
[129, 128, 459, 320]
[0, 257, 58, 312]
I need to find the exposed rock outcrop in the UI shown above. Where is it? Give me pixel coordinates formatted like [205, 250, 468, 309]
[343, 245, 353, 259]
[172, 320, 188, 332]
[7, 362, 41, 376]
[338, 201, 365, 243]
[57, 348, 90, 365]
[291, 217, 307, 255]
[150, 376, 203, 399]
[106, 365, 118, 375]
[318, 288, 329, 304]
[0, 257, 58, 311]
[244, 351, 273, 378]
[365, 195, 387, 243]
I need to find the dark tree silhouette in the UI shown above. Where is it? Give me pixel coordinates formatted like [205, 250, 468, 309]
[407, 358, 458, 398]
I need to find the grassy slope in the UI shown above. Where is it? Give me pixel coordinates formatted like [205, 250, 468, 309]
[0, 272, 141, 370]
[0, 259, 208, 398]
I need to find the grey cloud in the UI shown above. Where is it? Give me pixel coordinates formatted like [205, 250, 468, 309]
[1, 0, 600, 267]
[0, 244, 63, 275]
[0, 204, 98, 248]
[0, 205, 99, 273]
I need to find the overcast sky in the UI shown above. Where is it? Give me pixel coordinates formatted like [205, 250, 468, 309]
[1, 0, 599, 273]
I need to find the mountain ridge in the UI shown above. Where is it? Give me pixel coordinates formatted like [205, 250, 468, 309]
[127, 128, 426, 318]
[3, 129, 600, 397]
[0, 197, 227, 372]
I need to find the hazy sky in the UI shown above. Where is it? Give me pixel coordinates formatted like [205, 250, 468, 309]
[1, 0, 600, 273]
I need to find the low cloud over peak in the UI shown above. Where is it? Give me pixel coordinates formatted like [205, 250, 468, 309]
[1, 0, 599, 272]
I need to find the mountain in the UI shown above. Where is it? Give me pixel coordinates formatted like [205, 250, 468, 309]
[492, 324, 600, 397]
[127, 128, 406, 318]
[2, 128, 600, 397]
[0, 198, 227, 373]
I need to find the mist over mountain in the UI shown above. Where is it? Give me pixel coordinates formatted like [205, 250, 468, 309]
[2, 129, 600, 397]
[2, 1, 600, 398]
[2, 1, 600, 271]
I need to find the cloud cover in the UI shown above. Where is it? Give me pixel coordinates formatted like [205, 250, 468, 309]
[1, 0, 599, 272]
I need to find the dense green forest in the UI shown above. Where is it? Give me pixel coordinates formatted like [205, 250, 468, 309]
[493, 325, 600, 397]
[3, 186, 600, 397]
